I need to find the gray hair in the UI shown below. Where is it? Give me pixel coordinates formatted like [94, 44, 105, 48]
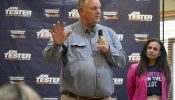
[77, 0, 87, 8]
[0, 84, 42, 100]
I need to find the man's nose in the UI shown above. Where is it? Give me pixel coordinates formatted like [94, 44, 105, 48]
[96, 8, 101, 14]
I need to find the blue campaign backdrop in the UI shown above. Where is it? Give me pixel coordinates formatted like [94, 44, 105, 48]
[0, 0, 159, 100]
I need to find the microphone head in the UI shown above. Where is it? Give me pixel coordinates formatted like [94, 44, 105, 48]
[98, 30, 103, 36]
[98, 30, 103, 39]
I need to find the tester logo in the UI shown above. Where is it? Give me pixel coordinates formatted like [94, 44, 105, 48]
[116, 34, 123, 41]
[128, 11, 152, 21]
[134, 34, 148, 42]
[4, 50, 31, 60]
[37, 29, 52, 39]
[10, 30, 26, 38]
[128, 53, 140, 62]
[103, 11, 118, 20]
[9, 76, 25, 84]
[43, 98, 58, 100]
[44, 9, 60, 17]
[36, 74, 60, 84]
[113, 78, 123, 85]
[68, 9, 80, 18]
[5, 7, 32, 17]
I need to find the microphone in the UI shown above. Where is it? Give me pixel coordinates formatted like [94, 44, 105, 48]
[98, 30, 103, 39]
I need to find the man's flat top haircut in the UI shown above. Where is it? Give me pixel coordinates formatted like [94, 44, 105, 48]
[77, 0, 87, 8]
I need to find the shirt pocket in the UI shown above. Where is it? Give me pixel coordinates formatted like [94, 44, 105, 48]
[70, 43, 88, 61]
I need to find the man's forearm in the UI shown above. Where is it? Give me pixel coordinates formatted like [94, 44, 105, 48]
[43, 42, 59, 63]
[105, 46, 126, 68]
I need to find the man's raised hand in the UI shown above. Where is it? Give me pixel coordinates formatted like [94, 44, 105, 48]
[50, 21, 72, 46]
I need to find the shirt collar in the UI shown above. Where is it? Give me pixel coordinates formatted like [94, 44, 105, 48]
[78, 19, 97, 33]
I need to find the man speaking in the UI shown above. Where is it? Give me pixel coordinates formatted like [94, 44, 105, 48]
[43, 0, 126, 100]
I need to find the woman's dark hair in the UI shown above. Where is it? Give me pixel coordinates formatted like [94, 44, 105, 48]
[135, 38, 171, 84]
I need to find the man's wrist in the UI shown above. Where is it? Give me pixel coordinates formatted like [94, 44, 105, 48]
[107, 45, 110, 52]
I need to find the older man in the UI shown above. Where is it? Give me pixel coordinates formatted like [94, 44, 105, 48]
[43, 0, 126, 100]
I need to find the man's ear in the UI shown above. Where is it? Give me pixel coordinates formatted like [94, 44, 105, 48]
[78, 7, 84, 15]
